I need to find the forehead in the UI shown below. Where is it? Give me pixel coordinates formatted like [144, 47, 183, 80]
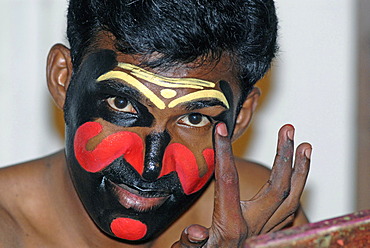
[98, 62, 233, 110]
[84, 31, 241, 91]
[92, 51, 242, 107]
[115, 53, 239, 88]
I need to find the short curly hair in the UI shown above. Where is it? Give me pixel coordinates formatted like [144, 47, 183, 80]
[67, 0, 278, 100]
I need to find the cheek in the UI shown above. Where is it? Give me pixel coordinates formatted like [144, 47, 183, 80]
[74, 122, 215, 195]
[73, 122, 144, 173]
[161, 143, 215, 195]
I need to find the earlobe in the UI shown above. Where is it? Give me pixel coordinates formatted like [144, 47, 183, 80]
[231, 87, 260, 141]
[46, 44, 72, 109]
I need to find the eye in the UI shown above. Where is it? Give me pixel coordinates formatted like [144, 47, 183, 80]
[178, 113, 211, 127]
[106, 96, 137, 113]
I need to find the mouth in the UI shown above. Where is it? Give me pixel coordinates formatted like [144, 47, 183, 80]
[109, 180, 171, 212]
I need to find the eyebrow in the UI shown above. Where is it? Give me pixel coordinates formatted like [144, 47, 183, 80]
[168, 90, 229, 109]
[97, 71, 166, 109]
[96, 67, 230, 110]
[97, 79, 142, 100]
[184, 99, 228, 111]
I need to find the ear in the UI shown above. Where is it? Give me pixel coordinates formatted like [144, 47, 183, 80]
[46, 44, 73, 109]
[231, 87, 260, 142]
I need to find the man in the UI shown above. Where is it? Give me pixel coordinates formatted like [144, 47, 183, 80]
[0, 0, 311, 247]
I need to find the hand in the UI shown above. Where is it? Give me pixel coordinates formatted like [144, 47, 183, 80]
[171, 123, 311, 247]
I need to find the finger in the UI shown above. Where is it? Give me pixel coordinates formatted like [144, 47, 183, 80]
[171, 225, 209, 248]
[260, 143, 311, 233]
[264, 214, 295, 233]
[251, 124, 295, 202]
[240, 125, 296, 235]
[212, 122, 246, 233]
[289, 142, 311, 200]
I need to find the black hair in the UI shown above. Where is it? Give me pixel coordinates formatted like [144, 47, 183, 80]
[67, 0, 278, 100]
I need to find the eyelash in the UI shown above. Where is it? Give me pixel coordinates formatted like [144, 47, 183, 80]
[103, 94, 214, 129]
[177, 113, 213, 128]
[106, 96, 137, 114]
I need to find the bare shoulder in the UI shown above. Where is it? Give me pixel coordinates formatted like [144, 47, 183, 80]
[0, 204, 22, 247]
[0, 157, 49, 204]
[234, 157, 271, 200]
[0, 161, 35, 247]
[0, 154, 60, 247]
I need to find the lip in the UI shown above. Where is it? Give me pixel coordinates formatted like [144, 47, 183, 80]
[109, 180, 170, 212]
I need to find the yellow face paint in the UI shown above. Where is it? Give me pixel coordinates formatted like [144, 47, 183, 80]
[160, 89, 177, 99]
[97, 63, 230, 110]
[168, 90, 229, 109]
[97, 71, 166, 109]
[118, 63, 215, 89]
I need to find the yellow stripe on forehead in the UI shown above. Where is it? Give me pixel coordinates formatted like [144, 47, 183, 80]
[97, 63, 230, 110]
[97, 71, 166, 109]
[118, 63, 216, 89]
[168, 90, 230, 109]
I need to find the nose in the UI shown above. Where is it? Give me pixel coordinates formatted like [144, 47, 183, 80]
[142, 131, 171, 181]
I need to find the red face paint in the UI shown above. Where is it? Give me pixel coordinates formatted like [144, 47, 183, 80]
[161, 144, 215, 195]
[74, 122, 215, 195]
[74, 122, 144, 173]
[110, 218, 147, 240]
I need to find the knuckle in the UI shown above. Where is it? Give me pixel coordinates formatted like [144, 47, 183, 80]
[281, 155, 292, 163]
[281, 189, 290, 200]
[214, 220, 248, 242]
[269, 186, 291, 202]
[285, 214, 295, 224]
[220, 172, 238, 185]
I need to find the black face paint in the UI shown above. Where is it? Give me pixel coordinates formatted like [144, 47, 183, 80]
[142, 131, 171, 181]
[64, 50, 207, 242]
[214, 80, 235, 137]
[94, 76, 157, 127]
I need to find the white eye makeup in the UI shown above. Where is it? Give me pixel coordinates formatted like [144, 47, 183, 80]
[178, 113, 211, 128]
[106, 96, 137, 114]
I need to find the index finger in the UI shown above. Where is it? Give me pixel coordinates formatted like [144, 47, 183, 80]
[212, 123, 245, 231]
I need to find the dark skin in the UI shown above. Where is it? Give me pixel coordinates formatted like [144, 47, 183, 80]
[171, 124, 310, 247]
[0, 39, 311, 247]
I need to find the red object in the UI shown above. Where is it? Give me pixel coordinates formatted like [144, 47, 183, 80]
[74, 122, 215, 195]
[110, 217, 147, 240]
[244, 209, 370, 247]
[74, 122, 144, 173]
[162, 144, 215, 195]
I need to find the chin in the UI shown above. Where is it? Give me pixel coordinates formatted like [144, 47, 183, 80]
[66, 153, 206, 242]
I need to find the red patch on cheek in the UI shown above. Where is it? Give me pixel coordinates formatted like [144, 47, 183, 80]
[74, 122, 144, 173]
[110, 218, 147, 240]
[161, 144, 215, 195]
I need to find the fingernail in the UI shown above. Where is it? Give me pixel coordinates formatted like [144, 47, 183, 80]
[188, 234, 207, 243]
[287, 129, 294, 140]
[189, 238, 205, 244]
[305, 148, 312, 159]
[216, 123, 228, 137]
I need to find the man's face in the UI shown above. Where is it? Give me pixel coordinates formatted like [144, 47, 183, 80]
[64, 49, 241, 242]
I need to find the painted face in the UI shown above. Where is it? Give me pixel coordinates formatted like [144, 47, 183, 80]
[64, 49, 238, 242]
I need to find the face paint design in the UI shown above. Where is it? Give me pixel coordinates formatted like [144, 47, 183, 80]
[97, 63, 230, 110]
[64, 49, 236, 242]
[74, 121, 214, 194]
